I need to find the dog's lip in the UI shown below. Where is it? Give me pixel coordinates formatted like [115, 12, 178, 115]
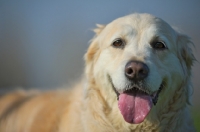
[113, 83, 164, 105]
[121, 85, 150, 95]
[151, 83, 163, 105]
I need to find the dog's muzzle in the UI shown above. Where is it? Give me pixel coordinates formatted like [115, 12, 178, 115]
[109, 61, 164, 124]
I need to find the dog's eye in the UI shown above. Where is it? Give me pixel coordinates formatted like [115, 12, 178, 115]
[151, 41, 167, 50]
[112, 39, 125, 48]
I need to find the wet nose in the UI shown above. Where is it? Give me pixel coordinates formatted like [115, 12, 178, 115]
[125, 61, 149, 81]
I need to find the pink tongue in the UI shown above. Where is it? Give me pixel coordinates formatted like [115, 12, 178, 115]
[118, 90, 153, 124]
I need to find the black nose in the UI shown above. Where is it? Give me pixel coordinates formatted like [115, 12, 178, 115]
[125, 61, 149, 81]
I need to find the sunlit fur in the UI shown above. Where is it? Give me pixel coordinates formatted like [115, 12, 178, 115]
[0, 13, 195, 132]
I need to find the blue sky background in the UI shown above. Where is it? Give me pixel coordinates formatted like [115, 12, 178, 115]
[0, 0, 199, 105]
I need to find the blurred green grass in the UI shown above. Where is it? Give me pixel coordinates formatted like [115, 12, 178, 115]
[192, 107, 200, 131]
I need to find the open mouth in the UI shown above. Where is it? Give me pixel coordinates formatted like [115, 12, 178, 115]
[112, 81, 164, 124]
[117, 84, 163, 105]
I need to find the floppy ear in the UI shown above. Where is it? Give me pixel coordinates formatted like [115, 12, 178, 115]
[176, 34, 196, 105]
[85, 24, 105, 63]
[85, 39, 99, 63]
[177, 34, 196, 72]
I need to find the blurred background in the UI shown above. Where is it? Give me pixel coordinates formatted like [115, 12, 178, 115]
[0, 0, 200, 128]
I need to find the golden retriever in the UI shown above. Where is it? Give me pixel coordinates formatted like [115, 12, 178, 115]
[0, 13, 196, 132]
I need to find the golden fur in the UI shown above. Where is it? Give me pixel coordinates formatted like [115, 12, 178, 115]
[0, 13, 196, 132]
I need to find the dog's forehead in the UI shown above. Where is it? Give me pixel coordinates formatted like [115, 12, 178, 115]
[99, 14, 177, 50]
[105, 14, 172, 36]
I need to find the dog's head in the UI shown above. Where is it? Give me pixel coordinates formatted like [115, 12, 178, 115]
[85, 13, 195, 124]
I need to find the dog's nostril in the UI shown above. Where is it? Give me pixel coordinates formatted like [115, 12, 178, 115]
[127, 68, 133, 74]
[138, 70, 143, 75]
[139, 69, 147, 75]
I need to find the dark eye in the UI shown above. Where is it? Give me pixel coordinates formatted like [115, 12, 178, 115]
[151, 41, 167, 50]
[112, 39, 125, 48]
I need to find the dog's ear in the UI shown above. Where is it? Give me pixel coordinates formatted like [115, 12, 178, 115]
[177, 34, 196, 71]
[85, 39, 99, 63]
[177, 34, 196, 105]
[85, 24, 105, 63]
[84, 24, 105, 79]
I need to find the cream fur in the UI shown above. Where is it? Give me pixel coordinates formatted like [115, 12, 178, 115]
[0, 13, 196, 132]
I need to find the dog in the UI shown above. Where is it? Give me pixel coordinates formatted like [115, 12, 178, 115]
[0, 13, 196, 132]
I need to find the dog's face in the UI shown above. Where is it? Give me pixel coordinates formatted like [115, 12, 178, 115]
[85, 14, 194, 124]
